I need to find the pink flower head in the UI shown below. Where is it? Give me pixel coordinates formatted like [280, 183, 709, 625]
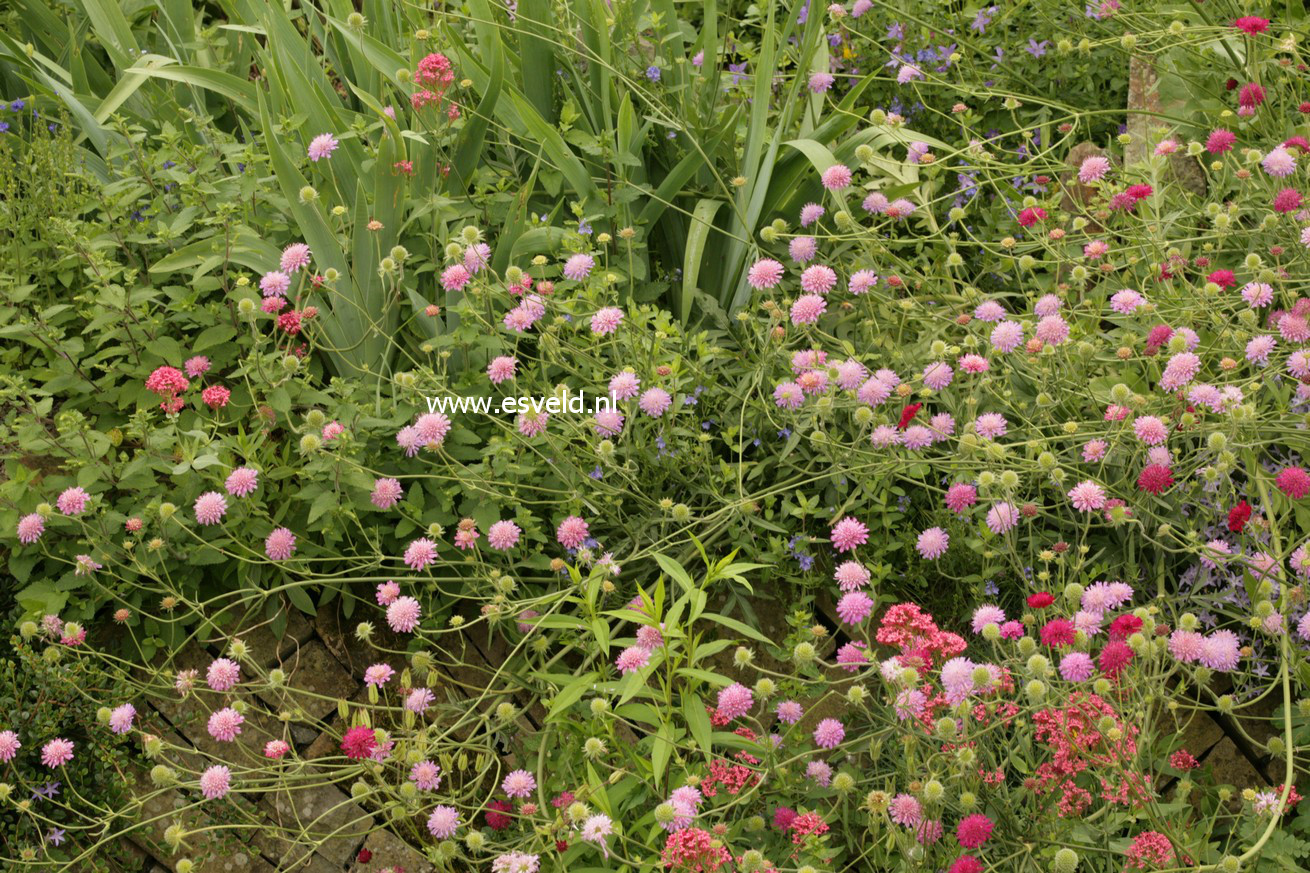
[836, 591, 874, 624]
[206, 658, 241, 691]
[410, 759, 442, 790]
[487, 520, 521, 550]
[280, 242, 311, 273]
[199, 764, 231, 799]
[1276, 467, 1310, 499]
[790, 293, 827, 324]
[264, 740, 291, 759]
[364, 663, 395, 687]
[502, 768, 536, 798]
[716, 683, 754, 720]
[563, 253, 595, 281]
[956, 814, 993, 848]
[487, 356, 517, 384]
[639, 387, 673, 417]
[207, 707, 245, 742]
[775, 700, 803, 724]
[556, 516, 590, 549]
[224, 467, 259, 497]
[427, 805, 461, 838]
[616, 645, 651, 673]
[404, 537, 438, 569]
[1078, 155, 1111, 184]
[0, 730, 21, 762]
[108, 704, 135, 734]
[591, 307, 624, 335]
[265, 527, 297, 561]
[41, 738, 74, 768]
[17, 513, 44, 544]
[748, 258, 785, 289]
[812, 718, 845, 749]
[916, 527, 949, 560]
[184, 355, 211, 377]
[830, 516, 869, 552]
[800, 265, 837, 294]
[57, 486, 90, 516]
[194, 491, 227, 525]
[821, 164, 852, 191]
[387, 596, 422, 633]
[371, 477, 404, 509]
[1068, 480, 1107, 512]
[834, 560, 871, 591]
[307, 133, 339, 161]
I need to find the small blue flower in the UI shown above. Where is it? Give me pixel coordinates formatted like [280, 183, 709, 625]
[645, 65, 661, 82]
[10, 98, 25, 111]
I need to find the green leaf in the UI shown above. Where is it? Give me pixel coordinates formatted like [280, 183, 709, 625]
[683, 694, 712, 760]
[653, 552, 695, 595]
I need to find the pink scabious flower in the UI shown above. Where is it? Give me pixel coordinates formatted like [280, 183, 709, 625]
[1078, 155, 1110, 184]
[775, 700, 804, 724]
[849, 269, 878, 294]
[41, 738, 74, 768]
[265, 527, 297, 561]
[1234, 15, 1270, 34]
[916, 527, 949, 560]
[404, 537, 439, 569]
[594, 409, 625, 436]
[1247, 334, 1277, 364]
[1035, 314, 1069, 345]
[609, 371, 641, 400]
[563, 253, 595, 281]
[516, 410, 548, 437]
[896, 63, 923, 84]
[945, 482, 978, 513]
[974, 412, 1007, 440]
[376, 581, 401, 605]
[789, 236, 817, 262]
[636, 625, 664, 649]
[0, 730, 20, 762]
[207, 658, 241, 691]
[990, 320, 1024, 353]
[1034, 294, 1061, 317]
[773, 381, 804, 409]
[207, 707, 245, 742]
[799, 202, 825, 226]
[956, 814, 993, 848]
[716, 683, 754, 720]
[307, 132, 339, 161]
[971, 605, 1006, 633]
[821, 164, 852, 190]
[194, 491, 228, 526]
[406, 687, 435, 713]
[591, 307, 624, 335]
[280, 242, 311, 273]
[387, 596, 422, 633]
[487, 520, 521, 550]
[199, 764, 231, 800]
[1290, 351, 1310, 379]
[264, 740, 291, 759]
[1159, 352, 1200, 391]
[858, 375, 893, 407]
[174, 669, 198, 696]
[487, 356, 517, 384]
[184, 355, 211, 377]
[800, 264, 837, 294]
[889, 793, 923, 827]
[410, 759, 442, 791]
[502, 769, 536, 798]
[1133, 416, 1168, 445]
[834, 560, 871, 591]
[807, 72, 835, 94]
[556, 516, 589, 549]
[1110, 289, 1144, 314]
[615, 645, 650, 673]
[863, 191, 890, 213]
[1274, 188, 1303, 213]
[423, 805, 462, 842]
[922, 361, 953, 390]
[341, 726, 378, 761]
[57, 486, 90, 516]
[974, 301, 1006, 322]
[1169, 629, 1204, 663]
[1084, 239, 1109, 259]
[958, 353, 989, 373]
[441, 263, 471, 291]
[806, 760, 833, 786]
[1068, 480, 1107, 512]
[108, 703, 135, 734]
[639, 387, 673, 417]
[747, 258, 785, 289]
[1299, 612, 1310, 641]
[813, 718, 844, 749]
[836, 591, 874, 624]
[835, 359, 868, 390]
[830, 516, 869, 552]
[1059, 651, 1095, 682]
[986, 502, 1019, 534]
[790, 293, 827, 324]
[1199, 630, 1241, 671]
[260, 295, 286, 314]
[1276, 467, 1310, 499]
[16, 513, 44, 544]
[260, 270, 291, 296]
[364, 664, 395, 687]
[224, 467, 259, 497]
[1263, 146, 1297, 177]
[371, 478, 404, 510]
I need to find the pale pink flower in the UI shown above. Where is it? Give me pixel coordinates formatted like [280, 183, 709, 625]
[1068, 480, 1107, 512]
[224, 467, 259, 497]
[371, 478, 404, 509]
[591, 307, 624, 335]
[916, 527, 949, 559]
[307, 133, 339, 161]
[387, 596, 422, 633]
[199, 764, 231, 799]
[265, 527, 296, 560]
[207, 707, 244, 742]
[404, 537, 438, 570]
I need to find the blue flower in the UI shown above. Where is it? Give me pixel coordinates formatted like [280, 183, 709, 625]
[9, 98, 25, 111]
[1026, 38, 1050, 58]
[645, 65, 661, 82]
[47, 828, 66, 846]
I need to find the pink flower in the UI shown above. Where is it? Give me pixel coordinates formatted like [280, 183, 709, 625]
[1035, 315, 1069, 345]
[41, 738, 74, 768]
[834, 560, 871, 591]
[364, 664, 395, 687]
[813, 718, 844, 749]
[280, 243, 311, 272]
[956, 814, 993, 848]
[1078, 155, 1110, 184]
[594, 409, 625, 436]
[790, 293, 827, 324]
[224, 467, 259, 497]
[556, 516, 589, 549]
[800, 265, 837, 294]
[16, 513, 44, 544]
[1133, 416, 1168, 445]
[194, 492, 227, 525]
[747, 259, 785, 289]
[200, 764, 231, 799]
[0, 730, 21, 762]
[1068, 480, 1107, 512]
[836, 591, 874, 624]
[404, 537, 438, 569]
[990, 321, 1023, 352]
[441, 264, 471, 291]
[591, 307, 624, 335]
[109, 704, 135, 734]
[773, 381, 804, 409]
[265, 527, 297, 560]
[945, 482, 977, 513]
[264, 740, 291, 759]
[207, 658, 240, 691]
[609, 371, 641, 400]
[639, 387, 673, 417]
[789, 236, 817, 262]
[407, 688, 435, 713]
[502, 769, 536, 798]
[616, 645, 650, 673]
[830, 516, 869, 552]
[563, 253, 595, 281]
[411, 760, 442, 790]
[889, 794, 922, 826]
[716, 683, 754, 720]
[57, 486, 90, 515]
[184, 355, 211, 377]
[1206, 129, 1236, 153]
[985, 502, 1019, 534]
[916, 527, 949, 560]
[1276, 467, 1310, 499]
[307, 133, 339, 161]
[821, 164, 852, 190]
[1059, 651, 1095, 682]
[971, 605, 1006, 633]
[849, 270, 878, 294]
[385, 597, 421, 634]
[371, 478, 403, 509]
[207, 707, 245, 742]
[428, 805, 461, 838]
[776, 701, 803, 724]
[487, 356, 517, 384]
[922, 362, 953, 390]
[487, 520, 521, 550]
[260, 271, 290, 296]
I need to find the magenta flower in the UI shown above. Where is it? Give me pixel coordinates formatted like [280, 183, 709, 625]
[830, 516, 868, 552]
